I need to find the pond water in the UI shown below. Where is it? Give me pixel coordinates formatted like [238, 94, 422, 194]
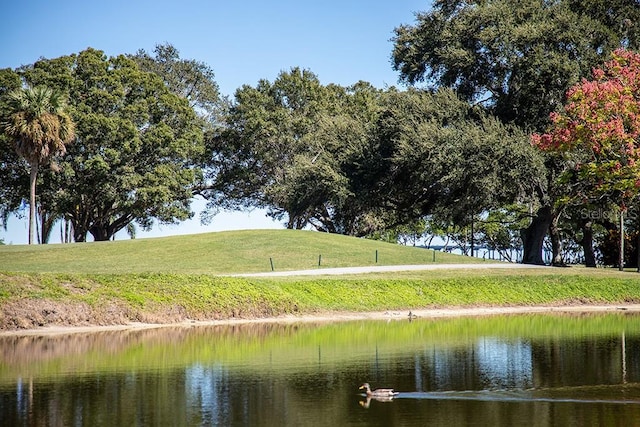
[1, 312, 640, 426]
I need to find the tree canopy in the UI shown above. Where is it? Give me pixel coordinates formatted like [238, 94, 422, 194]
[12, 48, 207, 241]
[392, 0, 640, 131]
[367, 88, 542, 228]
[205, 69, 541, 239]
[204, 68, 352, 230]
[132, 43, 222, 125]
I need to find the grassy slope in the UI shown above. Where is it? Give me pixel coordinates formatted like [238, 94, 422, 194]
[0, 229, 480, 274]
[1, 229, 640, 330]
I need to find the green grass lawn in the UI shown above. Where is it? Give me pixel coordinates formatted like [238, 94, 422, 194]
[0, 229, 482, 274]
[2, 229, 640, 331]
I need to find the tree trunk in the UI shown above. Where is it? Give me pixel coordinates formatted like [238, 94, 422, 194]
[28, 163, 38, 245]
[636, 230, 640, 273]
[39, 208, 56, 244]
[87, 214, 134, 242]
[549, 213, 564, 266]
[73, 227, 86, 242]
[580, 221, 597, 268]
[67, 220, 73, 243]
[89, 224, 111, 241]
[470, 219, 475, 258]
[521, 205, 552, 265]
[62, 219, 73, 243]
[619, 210, 625, 271]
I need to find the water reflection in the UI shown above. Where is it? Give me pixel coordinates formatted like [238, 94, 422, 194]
[2, 313, 640, 426]
[390, 389, 640, 405]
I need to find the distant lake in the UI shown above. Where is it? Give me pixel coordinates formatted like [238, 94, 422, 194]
[1, 313, 640, 426]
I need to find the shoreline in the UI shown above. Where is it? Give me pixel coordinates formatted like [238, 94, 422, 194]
[2, 303, 639, 337]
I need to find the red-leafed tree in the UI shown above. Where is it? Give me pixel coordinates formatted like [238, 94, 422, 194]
[533, 48, 640, 270]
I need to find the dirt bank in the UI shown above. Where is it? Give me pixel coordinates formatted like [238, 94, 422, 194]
[2, 304, 639, 337]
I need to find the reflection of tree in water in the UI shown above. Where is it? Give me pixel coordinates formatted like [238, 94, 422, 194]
[0, 322, 313, 373]
[531, 334, 640, 388]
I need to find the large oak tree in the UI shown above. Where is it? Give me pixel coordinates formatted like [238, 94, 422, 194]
[392, 0, 640, 264]
[205, 68, 355, 231]
[208, 67, 541, 240]
[18, 48, 206, 241]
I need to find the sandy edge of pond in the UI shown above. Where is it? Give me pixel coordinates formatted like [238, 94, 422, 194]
[2, 304, 640, 337]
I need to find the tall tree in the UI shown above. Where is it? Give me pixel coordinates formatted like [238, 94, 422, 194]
[205, 68, 351, 230]
[391, 0, 640, 264]
[20, 48, 205, 241]
[210, 75, 540, 239]
[533, 48, 640, 270]
[2, 86, 75, 244]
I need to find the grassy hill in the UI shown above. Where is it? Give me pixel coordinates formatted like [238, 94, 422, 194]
[3, 229, 640, 332]
[0, 229, 482, 274]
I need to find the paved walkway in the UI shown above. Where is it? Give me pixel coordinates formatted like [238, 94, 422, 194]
[234, 263, 547, 277]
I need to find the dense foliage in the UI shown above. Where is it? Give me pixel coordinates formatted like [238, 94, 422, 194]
[392, 0, 640, 265]
[1, 47, 210, 242]
[392, 0, 640, 131]
[533, 49, 640, 206]
[205, 71, 541, 238]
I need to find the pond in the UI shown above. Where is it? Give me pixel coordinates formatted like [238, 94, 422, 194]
[1, 312, 640, 426]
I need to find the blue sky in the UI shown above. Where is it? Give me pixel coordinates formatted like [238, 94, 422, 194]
[0, 0, 430, 244]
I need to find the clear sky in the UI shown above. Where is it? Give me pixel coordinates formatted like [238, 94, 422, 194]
[0, 0, 430, 244]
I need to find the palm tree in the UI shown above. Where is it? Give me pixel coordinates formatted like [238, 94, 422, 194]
[3, 86, 75, 244]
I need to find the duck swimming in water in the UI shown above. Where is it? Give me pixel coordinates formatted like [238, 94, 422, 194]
[359, 383, 398, 398]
